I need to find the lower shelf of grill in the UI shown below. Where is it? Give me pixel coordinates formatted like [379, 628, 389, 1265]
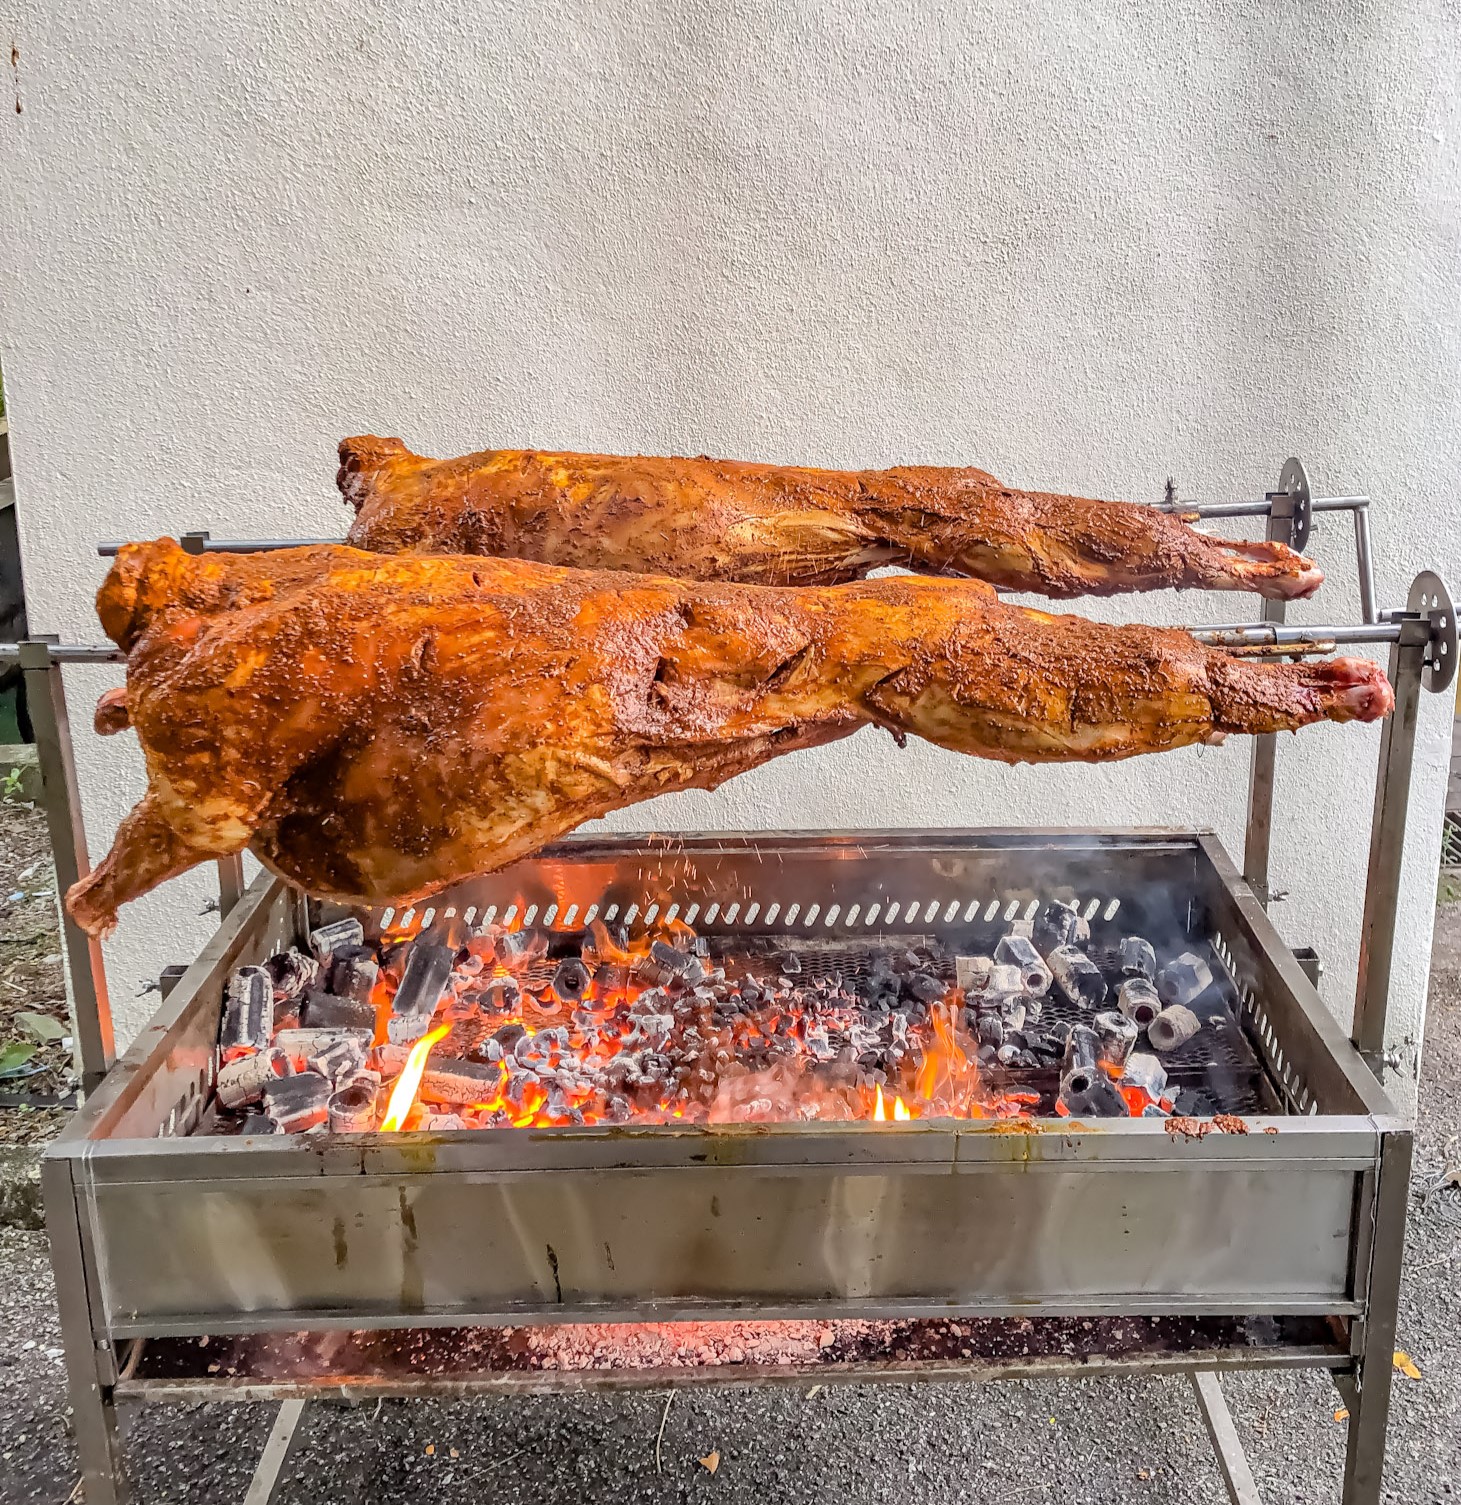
[117, 1315, 1348, 1400]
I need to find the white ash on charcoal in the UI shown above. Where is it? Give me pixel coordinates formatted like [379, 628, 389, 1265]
[1121, 1052, 1169, 1109]
[1057, 1025, 1127, 1117]
[1147, 1004, 1202, 1053]
[306, 1033, 368, 1086]
[327, 946, 379, 1002]
[216, 1047, 292, 1110]
[1119, 936, 1157, 980]
[219, 966, 272, 1060]
[1091, 1010, 1138, 1070]
[272, 1027, 372, 1065]
[994, 934, 1052, 994]
[308, 917, 364, 963]
[1158, 951, 1214, 1008]
[1048, 945, 1107, 1009]
[327, 1080, 378, 1132]
[1117, 976, 1161, 1027]
[266, 948, 319, 1004]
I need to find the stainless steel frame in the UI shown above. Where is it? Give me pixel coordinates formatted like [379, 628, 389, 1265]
[18, 472, 1455, 1505]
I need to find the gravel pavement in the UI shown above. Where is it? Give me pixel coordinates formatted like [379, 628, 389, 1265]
[0, 911, 1457, 1505]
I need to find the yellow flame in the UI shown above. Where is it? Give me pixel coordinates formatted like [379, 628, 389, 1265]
[381, 1024, 450, 1132]
[893, 1095, 912, 1121]
[873, 1083, 887, 1122]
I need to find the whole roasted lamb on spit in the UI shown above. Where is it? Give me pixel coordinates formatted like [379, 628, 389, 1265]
[67, 539, 1388, 936]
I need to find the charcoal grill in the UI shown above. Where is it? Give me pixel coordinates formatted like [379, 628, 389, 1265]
[13, 463, 1457, 1504]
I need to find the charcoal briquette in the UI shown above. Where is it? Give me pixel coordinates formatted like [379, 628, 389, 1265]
[307, 1034, 368, 1085]
[994, 934, 1052, 994]
[954, 955, 994, 992]
[219, 966, 273, 1058]
[327, 1080, 378, 1133]
[1031, 900, 1081, 957]
[1048, 945, 1107, 1009]
[550, 958, 592, 1003]
[1091, 1010, 1139, 1070]
[308, 918, 365, 964]
[216, 1047, 291, 1110]
[265, 948, 320, 1004]
[263, 1070, 332, 1132]
[1147, 1004, 1202, 1053]
[905, 972, 946, 1004]
[328, 946, 380, 1003]
[1117, 977, 1161, 1027]
[1157, 952, 1214, 1008]
[1121, 1052, 1169, 1103]
[1118, 936, 1157, 980]
[299, 990, 375, 1033]
[388, 942, 454, 1044]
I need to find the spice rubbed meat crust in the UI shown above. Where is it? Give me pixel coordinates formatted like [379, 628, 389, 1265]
[340, 436, 1323, 600]
[67, 540, 1389, 937]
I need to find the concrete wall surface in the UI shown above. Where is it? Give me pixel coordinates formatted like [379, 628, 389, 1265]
[0, 1, 1457, 1102]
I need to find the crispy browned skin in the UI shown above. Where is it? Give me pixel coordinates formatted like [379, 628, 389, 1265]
[340, 436, 1322, 600]
[68, 540, 1388, 937]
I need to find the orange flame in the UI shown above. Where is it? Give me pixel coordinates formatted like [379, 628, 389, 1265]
[380, 1024, 450, 1132]
[873, 1083, 887, 1121]
[893, 1095, 912, 1121]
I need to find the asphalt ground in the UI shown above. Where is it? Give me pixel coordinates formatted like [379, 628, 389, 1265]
[0, 909, 1456, 1505]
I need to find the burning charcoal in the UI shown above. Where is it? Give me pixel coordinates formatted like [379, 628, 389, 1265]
[605, 1095, 632, 1122]
[1091, 1010, 1138, 1070]
[974, 1014, 1004, 1049]
[328, 946, 380, 1003]
[307, 1034, 368, 1085]
[1048, 946, 1106, 1010]
[1142, 1102, 1171, 1118]
[1072, 915, 1091, 945]
[273, 1027, 372, 1061]
[995, 935, 1052, 994]
[905, 972, 946, 1005]
[266, 948, 320, 1004]
[236, 1111, 279, 1135]
[219, 966, 273, 1059]
[335, 1067, 381, 1099]
[497, 928, 546, 965]
[300, 990, 375, 1033]
[423, 1113, 467, 1131]
[550, 958, 592, 1004]
[378, 1045, 505, 1106]
[388, 942, 454, 1045]
[1008, 917, 1035, 940]
[477, 977, 522, 1015]
[954, 955, 993, 993]
[1031, 900, 1081, 957]
[216, 1046, 291, 1110]
[1147, 1004, 1202, 1053]
[1117, 977, 1161, 1028]
[263, 1070, 331, 1132]
[492, 1022, 527, 1053]
[308, 917, 365, 963]
[1121, 1052, 1169, 1103]
[1157, 952, 1214, 1008]
[1119, 936, 1157, 980]
[995, 1042, 1021, 1066]
[778, 950, 803, 975]
[1059, 1026, 1126, 1116]
[327, 1081, 378, 1132]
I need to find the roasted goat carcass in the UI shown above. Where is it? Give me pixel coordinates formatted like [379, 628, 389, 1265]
[340, 436, 1322, 600]
[67, 540, 1389, 936]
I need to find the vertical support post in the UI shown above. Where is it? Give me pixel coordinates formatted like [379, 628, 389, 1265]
[1352, 630, 1427, 1069]
[42, 1157, 128, 1505]
[1243, 505, 1295, 904]
[1353, 505, 1377, 625]
[216, 854, 246, 918]
[20, 639, 115, 1090]
[1342, 1128, 1412, 1505]
[1190, 1372, 1263, 1504]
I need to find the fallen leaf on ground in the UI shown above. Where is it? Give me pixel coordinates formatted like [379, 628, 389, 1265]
[1334, 1407, 1349, 1422]
[1393, 1350, 1422, 1380]
[424, 1444, 435, 1455]
[699, 1451, 720, 1474]
[0, 1041, 37, 1076]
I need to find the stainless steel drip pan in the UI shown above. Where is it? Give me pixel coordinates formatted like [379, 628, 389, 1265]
[45, 830, 1401, 1340]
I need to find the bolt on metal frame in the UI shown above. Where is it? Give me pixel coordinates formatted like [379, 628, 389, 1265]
[18, 464, 1459, 1504]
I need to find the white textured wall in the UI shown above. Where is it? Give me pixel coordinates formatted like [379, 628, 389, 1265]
[0, 2, 1456, 1102]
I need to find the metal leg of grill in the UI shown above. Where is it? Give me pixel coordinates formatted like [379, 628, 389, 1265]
[43, 1160, 127, 1505]
[243, 1400, 309, 1505]
[1190, 1372, 1262, 1505]
[1341, 1129, 1412, 1505]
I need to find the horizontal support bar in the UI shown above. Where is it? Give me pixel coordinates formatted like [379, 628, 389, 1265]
[0, 642, 124, 664]
[1187, 623, 1405, 651]
[97, 536, 340, 557]
[1160, 496, 1369, 520]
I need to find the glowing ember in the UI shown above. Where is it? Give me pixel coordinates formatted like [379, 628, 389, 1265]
[380, 1023, 450, 1131]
